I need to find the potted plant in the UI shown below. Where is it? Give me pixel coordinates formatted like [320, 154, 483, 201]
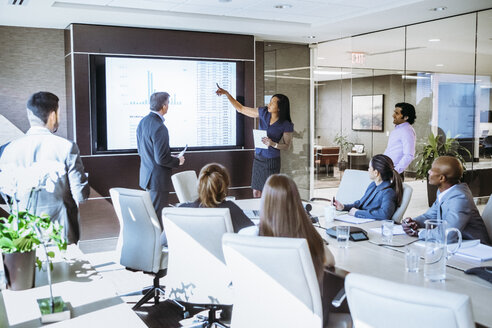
[333, 133, 353, 172]
[414, 132, 471, 206]
[0, 162, 67, 290]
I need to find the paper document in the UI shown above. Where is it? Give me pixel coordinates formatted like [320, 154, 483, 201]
[454, 243, 492, 262]
[253, 129, 268, 149]
[335, 214, 375, 224]
[178, 144, 188, 158]
[370, 225, 406, 235]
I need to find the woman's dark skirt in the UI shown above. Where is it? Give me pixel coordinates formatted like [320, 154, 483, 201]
[251, 154, 281, 191]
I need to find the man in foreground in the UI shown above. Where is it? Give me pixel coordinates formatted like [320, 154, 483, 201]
[402, 156, 490, 245]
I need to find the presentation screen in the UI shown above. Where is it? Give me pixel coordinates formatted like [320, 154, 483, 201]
[90, 55, 243, 153]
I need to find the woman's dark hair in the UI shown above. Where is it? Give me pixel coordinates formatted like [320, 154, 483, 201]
[197, 163, 230, 208]
[395, 102, 416, 125]
[272, 94, 292, 123]
[27, 91, 59, 124]
[370, 154, 403, 206]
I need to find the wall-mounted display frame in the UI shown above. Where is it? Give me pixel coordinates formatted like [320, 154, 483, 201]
[352, 95, 384, 131]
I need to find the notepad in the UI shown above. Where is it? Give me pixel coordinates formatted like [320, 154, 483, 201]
[455, 244, 492, 262]
[253, 129, 268, 149]
[334, 214, 375, 224]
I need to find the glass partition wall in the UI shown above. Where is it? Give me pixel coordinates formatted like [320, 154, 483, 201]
[312, 9, 492, 200]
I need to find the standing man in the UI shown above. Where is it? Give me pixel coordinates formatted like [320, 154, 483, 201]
[137, 92, 184, 225]
[384, 102, 416, 180]
[0, 92, 89, 244]
[402, 156, 490, 245]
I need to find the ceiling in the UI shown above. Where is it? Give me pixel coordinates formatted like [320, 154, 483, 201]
[1, 0, 491, 43]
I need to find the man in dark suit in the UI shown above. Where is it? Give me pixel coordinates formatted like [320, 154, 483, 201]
[137, 92, 184, 228]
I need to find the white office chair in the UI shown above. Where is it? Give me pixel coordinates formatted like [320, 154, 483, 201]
[391, 183, 413, 223]
[222, 234, 351, 328]
[336, 169, 372, 204]
[109, 188, 168, 310]
[162, 207, 234, 326]
[171, 170, 198, 203]
[345, 273, 474, 328]
[481, 194, 492, 241]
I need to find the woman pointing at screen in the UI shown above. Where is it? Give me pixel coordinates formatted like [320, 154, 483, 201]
[216, 84, 293, 198]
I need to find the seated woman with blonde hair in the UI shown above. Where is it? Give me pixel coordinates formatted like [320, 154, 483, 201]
[179, 163, 254, 232]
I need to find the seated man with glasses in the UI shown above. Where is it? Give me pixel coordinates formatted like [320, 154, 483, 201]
[402, 156, 490, 245]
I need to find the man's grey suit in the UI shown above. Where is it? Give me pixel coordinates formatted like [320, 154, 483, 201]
[414, 183, 491, 245]
[137, 112, 179, 223]
[0, 126, 89, 244]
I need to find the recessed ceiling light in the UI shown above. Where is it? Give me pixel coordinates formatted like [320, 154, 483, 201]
[436, 64, 444, 67]
[428, 38, 440, 42]
[318, 57, 326, 60]
[306, 35, 316, 39]
[274, 4, 292, 9]
[430, 6, 447, 11]
[218, 0, 231, 2]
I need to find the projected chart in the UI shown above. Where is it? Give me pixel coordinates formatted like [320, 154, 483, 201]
[105, 57, 236, 150]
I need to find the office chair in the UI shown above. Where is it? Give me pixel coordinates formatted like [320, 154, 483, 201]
[222, 233, 352, 328]
[162, 207, 234, 328]
[171, 170, 198, 203]
[481, 194, 492, 241]
[345, 273, 474, 328]
[391, 183, 413, 223]
[336, 169, 372, 204]
[483, 136, 492, 158]
[109, 188, 168, 310]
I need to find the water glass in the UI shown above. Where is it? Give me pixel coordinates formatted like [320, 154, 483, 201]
[225, 196, 236, 201]
[323, 205, 336, 227]
[404, 246, 419, 273]
[381, 220, 394, 243]
[336, 226, 350, 248]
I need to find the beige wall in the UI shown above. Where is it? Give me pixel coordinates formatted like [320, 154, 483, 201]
[0, 26, 67, 139]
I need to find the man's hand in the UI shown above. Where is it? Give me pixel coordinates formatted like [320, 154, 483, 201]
[333, 199, 344, 211]
[179, 156, 185, 166]
[348, 208, 358, 216]
[401, 217, 419, 237]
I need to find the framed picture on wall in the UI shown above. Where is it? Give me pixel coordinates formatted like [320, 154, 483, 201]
[352, 95, 384, 131]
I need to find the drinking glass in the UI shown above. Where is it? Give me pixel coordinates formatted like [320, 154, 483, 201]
[381, 220, 394, 243]
[336, 226, 350, 248]
[404, 246, 419, 272]
[323, 205, 336, 227]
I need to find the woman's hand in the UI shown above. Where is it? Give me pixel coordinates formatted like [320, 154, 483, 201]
[215, 83, 229, 96]
[348, 208, 358, 216]
[262, 137, 274, 147]
[333, 199, 344, 211]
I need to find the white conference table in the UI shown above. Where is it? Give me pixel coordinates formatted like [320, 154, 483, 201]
[234, 199, 492, 327]
[0, 245, 147, 327]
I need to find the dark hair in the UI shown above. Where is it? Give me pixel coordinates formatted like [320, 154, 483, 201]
[198, 163, 230, 208]
[259, 174, 325, 284]
[27, 92, 59, 124]
[371, 154, 403, 206]
[272, 94, 292, 123]
[395, 102, 416, 125]
[150, 92, 170, 112]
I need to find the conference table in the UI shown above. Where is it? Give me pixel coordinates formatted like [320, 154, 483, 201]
[0, 245, 147, 327]
[234, 199, 492, 327]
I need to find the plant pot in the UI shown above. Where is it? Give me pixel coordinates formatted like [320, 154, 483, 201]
[338, 160, 348, 172]
[3, 250, 36, 290]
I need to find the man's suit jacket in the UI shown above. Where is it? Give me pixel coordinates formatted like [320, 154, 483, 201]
[343, 180, 397, 220]
[137, 112, 179, 191]
[0, 126, 89, 244]
[414, 183, 491, 245]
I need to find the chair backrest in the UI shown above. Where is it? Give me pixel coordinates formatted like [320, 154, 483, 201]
[482, 194, 492, 241]
[171, 170, 198, 203]
[336, 169, 372, 204]
[162, 207, 234, 305]
[345, 273, 474, 328]
[222, 234, 323, 328]
[391, 183, 413, 223]
[109, 188, 164, 273]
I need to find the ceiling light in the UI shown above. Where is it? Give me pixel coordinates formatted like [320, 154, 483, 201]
[428, 38, 440, 42]
[314, 71, 350, 75]
[274, 4, 292, 9]
[402, 75, 431, 80]
[430, 7, 447, 11]
[318, 57, 326, 60]
[436, 64, 444, 67]
[218, 0, 231, 2]
[306, 35, 316, 39]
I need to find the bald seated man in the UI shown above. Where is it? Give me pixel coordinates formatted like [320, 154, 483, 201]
[402, 156, 491, 245]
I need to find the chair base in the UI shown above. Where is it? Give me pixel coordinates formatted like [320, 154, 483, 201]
[172, 301, 231, 328]
[131, 269, 167, 310]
